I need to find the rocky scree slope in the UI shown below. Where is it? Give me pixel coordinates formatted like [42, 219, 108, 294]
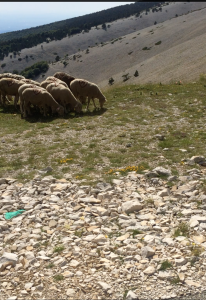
[1, 158, 206, 299]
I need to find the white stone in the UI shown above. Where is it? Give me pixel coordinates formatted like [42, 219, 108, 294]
[98, 281, 111, 291]
[141, 246, 155, 258]
[162, 237, 174, 246]
[69, 259, 80, 267]
[66, 288, 76, 296]
[122, 200, 142, 214]
[143, 266, 156, 275]
[126, 290, 139, 300]
[175, 258, 187, 266]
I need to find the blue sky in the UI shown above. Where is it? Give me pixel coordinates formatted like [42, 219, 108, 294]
[0, 2, 134, 33]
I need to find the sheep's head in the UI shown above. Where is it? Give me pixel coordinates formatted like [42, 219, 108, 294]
[56, 106, 64, 116]
[75, 102, 82, 113]
[99, 96, 107, 108]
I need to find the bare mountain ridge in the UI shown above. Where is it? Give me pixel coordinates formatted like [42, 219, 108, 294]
[1, 2, 206, 88]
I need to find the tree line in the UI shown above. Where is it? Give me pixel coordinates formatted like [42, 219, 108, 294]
[0, 2, 164, 60]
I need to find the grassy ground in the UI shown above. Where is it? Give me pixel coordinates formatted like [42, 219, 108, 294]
[1, 76, 206, 184]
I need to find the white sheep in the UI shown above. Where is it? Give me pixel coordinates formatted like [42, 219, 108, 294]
[22, 87, 64, 118]
[40, 77, 68, 89]
[18, 84, 45, 114]
[21, 79, 41, 86]
[46, 82, 82, 113]
[70, 79, 107, 110]
[0, 73, 25, 104]
[0, 78, 24, 108]
[0, 73, 25, 80]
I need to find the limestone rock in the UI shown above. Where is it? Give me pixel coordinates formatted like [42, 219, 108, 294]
[122, 200, 142, 214]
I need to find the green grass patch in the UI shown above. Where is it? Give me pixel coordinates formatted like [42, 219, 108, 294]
[159, 260, 173, 271]
[53, 245, 65, 253]
[0, 78, 206, 183]
[173, 222, 190, 238]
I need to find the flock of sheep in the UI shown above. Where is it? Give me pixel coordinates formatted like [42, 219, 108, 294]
[0, 72, 107, 118]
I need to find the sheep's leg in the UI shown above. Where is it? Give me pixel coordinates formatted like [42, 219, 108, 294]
[27, 103, 32, 116]
[2, 95, 7, 107]
[87, 97, 91, 110]
[19, 97, 24, 115]
[6, 95, 12, 103]
[7, 95, 13, 101]
[43, 105, 47, 117]
[14, 95, 19, 109]
[92, 98, 97, 109]
[23, 104, 28, 118]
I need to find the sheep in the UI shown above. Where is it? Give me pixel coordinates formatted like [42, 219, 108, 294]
[18, 84, 45, 114]
[0, 73, 25, 103]
[20, 79, 41, 86]
[53, 72, 75, 89]
[0, 78, 25, 108]
[46, 82, 82, 113]
[22, 87, 64, 118]
[70, 79, 107, 110]
[40, 77, 68, 89]
[0, 73, 25, 80]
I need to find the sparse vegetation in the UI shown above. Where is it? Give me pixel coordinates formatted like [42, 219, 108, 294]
[109, 77, 115, 85]
[159, 260, 173, 271]
[53, 274, 64, 281]
[46, 263, 55, 269]
[53, 245, 65, 253]
[142, 46, 151, 50]
[173, 222, 190, 238]
[155, 41, 162, 45]
[1, 80, 206, 184]
[170, 276, 181, 285]
[74, 229, 84, 238]
[122, 73, 131, 82]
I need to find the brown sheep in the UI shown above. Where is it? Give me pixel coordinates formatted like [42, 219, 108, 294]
[18, 84, 45, 114]
[70, 79, 107, 110]
[53, 72, 75, 89]
[46, 82, 82, 113]
[22, 88, 64, 118]
[0, 78, 24, 108]
[0, 73, 25, 104]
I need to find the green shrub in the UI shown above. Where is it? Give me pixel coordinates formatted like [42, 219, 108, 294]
[109, 77, 114, 85]
[173, 222, 190, 238]
[155, 41, 162, 45]
[20, 61, 49, 79]
[159, 260, 173, 271]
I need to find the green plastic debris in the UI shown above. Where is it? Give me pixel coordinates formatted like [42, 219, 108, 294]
[4, 210, 25, 220]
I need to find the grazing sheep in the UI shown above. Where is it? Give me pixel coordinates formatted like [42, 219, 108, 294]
[21, 79, 41, 86]
[0, 73, 25, 80]
[22, 87, 64, 118]
[40, 77, 67, 89]
[46, 82, 82, 113]
[70, 79, 107, 110]
[18, 84, 45, 114]
[0, 73, 25, 103]
[53, 72, 75, 89]
[0, 78, 24, 108]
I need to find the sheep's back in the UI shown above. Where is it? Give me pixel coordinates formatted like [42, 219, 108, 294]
[53, 72, 75, 88]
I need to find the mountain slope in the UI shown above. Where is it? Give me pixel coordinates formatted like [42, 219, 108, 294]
[1, 2, 206, 87]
